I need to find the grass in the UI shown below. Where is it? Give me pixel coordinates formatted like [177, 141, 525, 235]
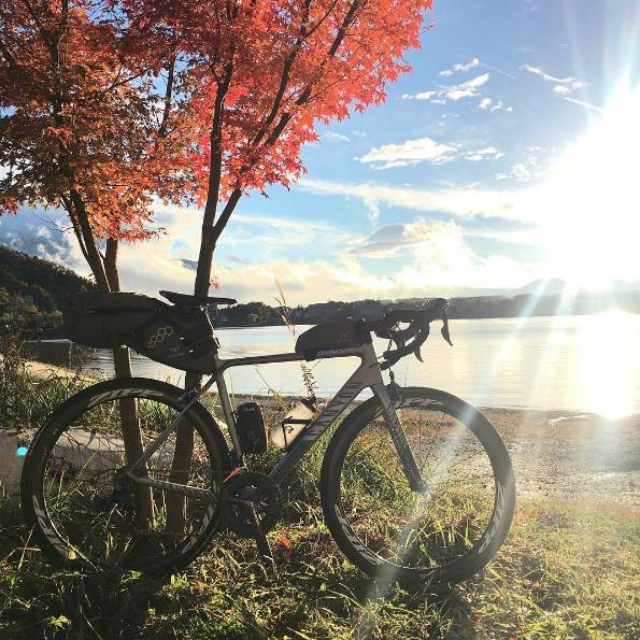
[1, 496, 639, 639]
[0, 360, 84, 435]
[1, 364, 639, 638]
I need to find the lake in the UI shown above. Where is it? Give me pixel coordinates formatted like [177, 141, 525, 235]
[80, 311, 640, 419]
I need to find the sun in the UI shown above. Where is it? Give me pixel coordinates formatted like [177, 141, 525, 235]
[534, 80, 640, 291]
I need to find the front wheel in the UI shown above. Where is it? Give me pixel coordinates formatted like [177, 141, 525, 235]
[21, 378, 230, 575]
[320, 387, 515, 585]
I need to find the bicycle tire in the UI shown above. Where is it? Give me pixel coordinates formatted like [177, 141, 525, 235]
[21, 378, 231, 574]
[320, 387, 515, 585]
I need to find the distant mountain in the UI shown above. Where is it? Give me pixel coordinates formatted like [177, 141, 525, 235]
[1, 244, 638, 338]
[518, 278, 568, 296]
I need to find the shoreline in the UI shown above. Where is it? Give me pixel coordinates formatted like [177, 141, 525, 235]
[3, 360, 639, 511]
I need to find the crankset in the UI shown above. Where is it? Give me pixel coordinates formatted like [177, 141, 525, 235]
[220, 470, 282, 567]
[221, 470, 282, 537]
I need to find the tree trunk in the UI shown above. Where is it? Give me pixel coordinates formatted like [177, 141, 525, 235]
[105, 238, 154, 526]
[113, 346, 155, 527]
[164, 74, 235, 535]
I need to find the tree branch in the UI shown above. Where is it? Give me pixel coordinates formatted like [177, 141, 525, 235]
[0, 37, 18, 68]
[194, 57, 235, 296]
[68, 188, 110, 291]
[61, 194, 92, 267]
[158, 53, 176, 139]
[264, 0, 366, 147]
[251, 0, 312, 148]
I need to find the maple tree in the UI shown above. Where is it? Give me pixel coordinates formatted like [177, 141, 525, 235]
[0, 1, 194, 282]
[2, 0, 435, 534]
[120, 0, 434, 530]
[122, 0, 433, 297]
[0, 0, 195, 523]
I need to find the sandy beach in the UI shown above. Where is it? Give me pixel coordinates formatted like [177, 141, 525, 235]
[482, 407, 640, 512]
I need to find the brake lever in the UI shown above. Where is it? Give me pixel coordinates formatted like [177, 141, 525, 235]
[414, 345, 423, 362]
[441, 312, 453, 346]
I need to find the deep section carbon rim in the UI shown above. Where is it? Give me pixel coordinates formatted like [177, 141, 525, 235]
[23, 379, 227, 574]
[322, 387, 515, 584]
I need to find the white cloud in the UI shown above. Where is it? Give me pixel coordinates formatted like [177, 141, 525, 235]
[342, 218, 535, 293]
[521, 64, 574, 86]
[496, 163, 531, 182]
[358, 137, 459, 169]
[323, 132, 350, 143]
[299, 177, 539, 224]
[479, 98, 513, 112]
[521, 64, 601, 111]
[556, 96, 603, 112]
[358, 137, 505, 170]
[495, 146, 546, 183]
[439, 57, 481, 77]
[446, 73, 490, 101]
[403, 72, 491, 104]
[108, 193, 546, 303]
[465, 147, 504, 162]
[344, 220, 454, 258]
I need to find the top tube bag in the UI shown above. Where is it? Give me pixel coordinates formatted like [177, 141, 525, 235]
[63, 292, 219, 374]
[295, 319, 370, 360]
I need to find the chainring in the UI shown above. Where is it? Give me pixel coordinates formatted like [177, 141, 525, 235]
[220, 471, 282, 539]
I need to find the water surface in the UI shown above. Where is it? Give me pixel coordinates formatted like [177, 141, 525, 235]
[81, 312, 640, 418]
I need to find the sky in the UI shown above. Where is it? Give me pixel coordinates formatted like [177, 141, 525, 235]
[1, 0, 640, 306]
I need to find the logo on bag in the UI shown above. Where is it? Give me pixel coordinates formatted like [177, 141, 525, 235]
[146, 325, 174, 350]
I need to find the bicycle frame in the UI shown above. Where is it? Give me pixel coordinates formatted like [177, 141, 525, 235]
[127, 342, 427, 496]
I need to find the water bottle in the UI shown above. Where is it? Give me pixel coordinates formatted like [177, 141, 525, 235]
[271, 398, 316, 451]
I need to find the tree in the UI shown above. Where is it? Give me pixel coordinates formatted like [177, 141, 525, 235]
[2, 0, 435, 535]
[0, 0, 194, 523]
[120, 0, 434, 530]
[123, 0, 432, 296]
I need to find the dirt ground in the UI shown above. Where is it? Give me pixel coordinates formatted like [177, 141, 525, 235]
[482, 407, 640, 513]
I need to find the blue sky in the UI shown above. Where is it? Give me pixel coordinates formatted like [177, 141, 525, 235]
[1, 0, 640, 305]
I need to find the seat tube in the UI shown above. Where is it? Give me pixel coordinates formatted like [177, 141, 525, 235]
[371, 383, 426, 492]
[213, 366, 243, 455]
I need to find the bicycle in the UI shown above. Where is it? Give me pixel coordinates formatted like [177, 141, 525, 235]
[21, 292, 515, 585]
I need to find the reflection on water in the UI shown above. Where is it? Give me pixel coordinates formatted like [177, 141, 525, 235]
[80, 313, 640, 416]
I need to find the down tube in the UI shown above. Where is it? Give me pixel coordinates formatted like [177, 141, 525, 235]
[269, 350, 383, 486]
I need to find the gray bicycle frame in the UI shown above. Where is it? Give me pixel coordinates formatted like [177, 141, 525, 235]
[127, 341, 426, 497]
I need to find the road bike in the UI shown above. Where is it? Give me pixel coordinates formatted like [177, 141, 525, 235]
[21, 292, 515, 585]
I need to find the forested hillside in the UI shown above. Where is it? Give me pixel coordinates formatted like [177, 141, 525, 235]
[0, 245, 95, 335]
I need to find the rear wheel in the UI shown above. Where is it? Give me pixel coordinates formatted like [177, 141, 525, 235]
[21, 378, 230, 574]
[321, 387, 515, 585]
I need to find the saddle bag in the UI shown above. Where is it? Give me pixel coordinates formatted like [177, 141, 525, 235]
[63, 292, 219, 374]
[63, 292, 157, 349]
[133, 304, 219, 373]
